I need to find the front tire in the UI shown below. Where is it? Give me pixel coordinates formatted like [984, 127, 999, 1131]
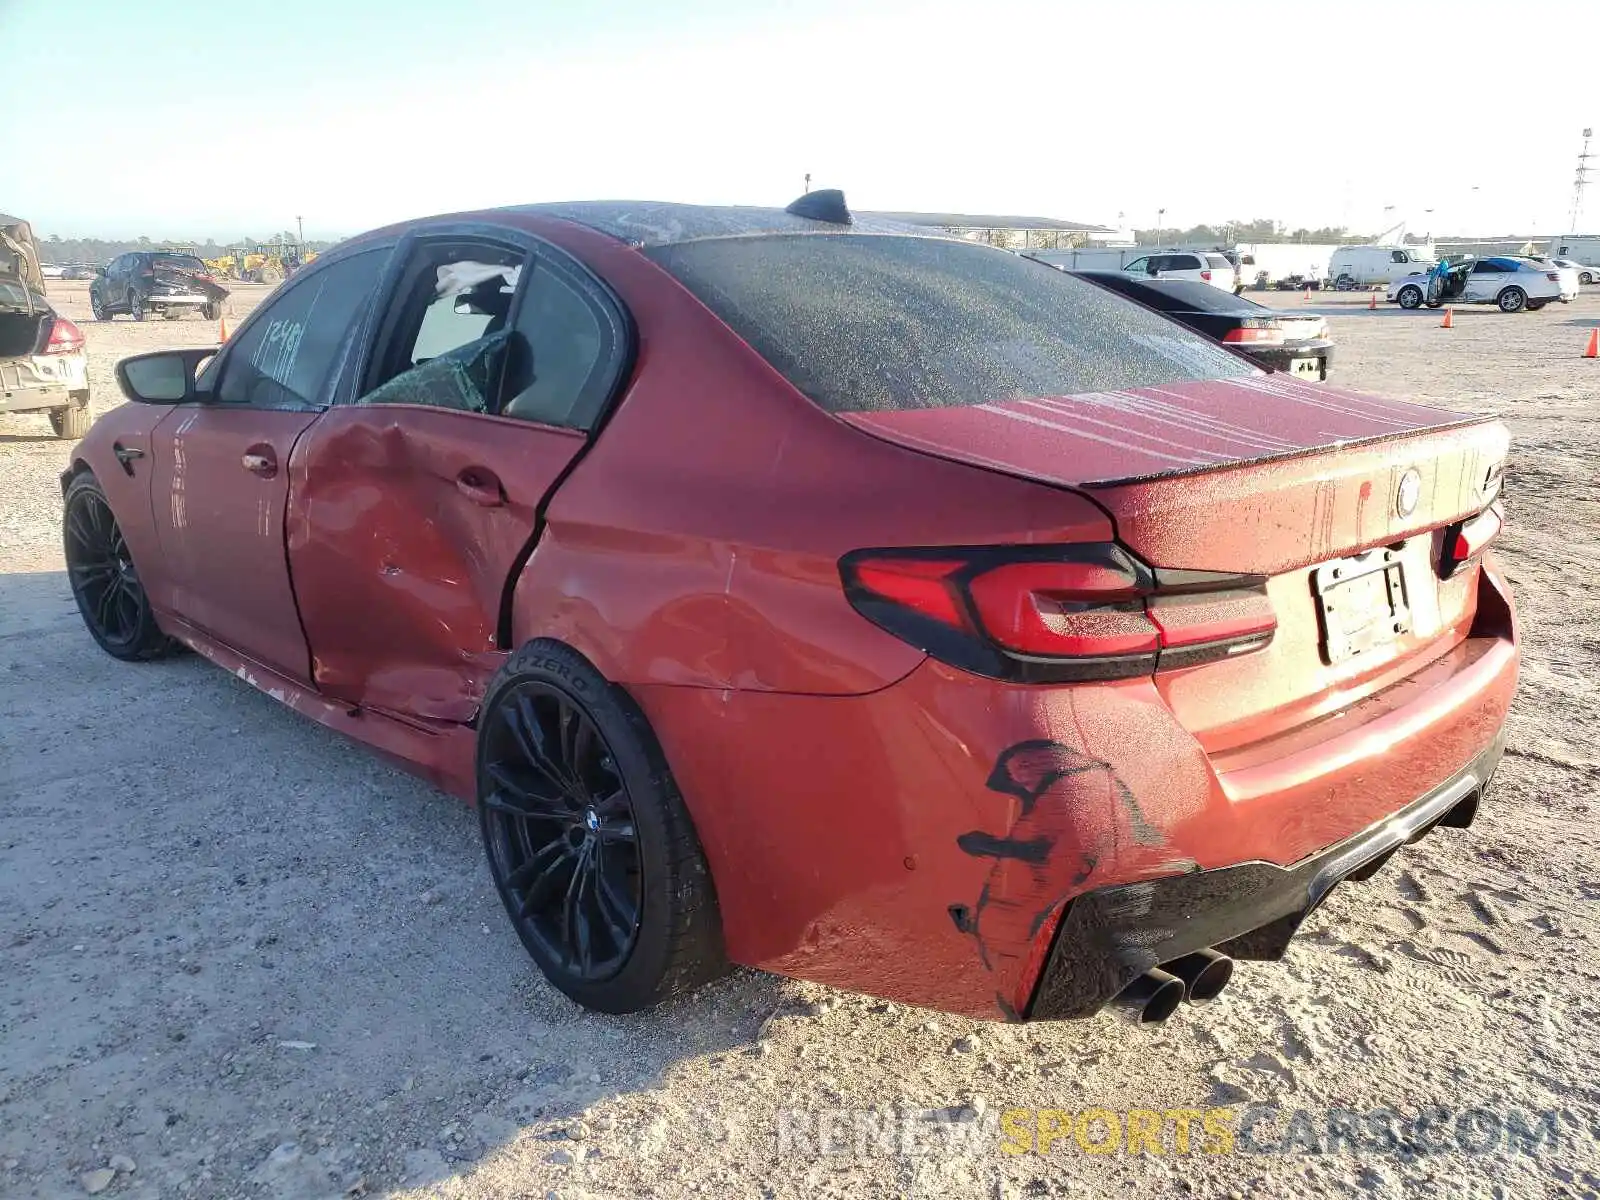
[129, 290, 146, 321]
[1497, 287, 1527, 313]
[1581, 271, 1594, 286]
[63, 472, 179, 661]
[477, 640, 727, 1013]
[1396, 285, 1423, 309]
[89, 288, 109, 321]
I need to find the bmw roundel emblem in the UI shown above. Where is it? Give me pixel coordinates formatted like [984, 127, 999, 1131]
[1396, 468, 1422, 518]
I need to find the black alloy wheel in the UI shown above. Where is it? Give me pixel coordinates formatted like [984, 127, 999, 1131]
[63, 474, 175, 660]
[481, 680, 643, 983]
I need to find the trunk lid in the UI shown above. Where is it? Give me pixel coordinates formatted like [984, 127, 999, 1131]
[840, 374, 1503, 573]
[844, 376, 1508, 742]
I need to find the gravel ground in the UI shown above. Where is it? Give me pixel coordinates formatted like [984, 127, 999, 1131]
[2, 282, 1598, 1200]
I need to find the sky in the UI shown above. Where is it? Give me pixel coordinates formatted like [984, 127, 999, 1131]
[1, 0, 1596, 242]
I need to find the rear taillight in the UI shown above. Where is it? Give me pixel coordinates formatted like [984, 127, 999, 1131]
[840, 545, 1275, 683]
[44, 316, 84, 355]
[1547, 272, 1560, 282]
[1221, 324, 1285, 345]
[1200, 269, 1213, 281]
[1440, 504, 1503, 578]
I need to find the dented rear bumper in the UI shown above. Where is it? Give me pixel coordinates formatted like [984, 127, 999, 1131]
[1027, 726, 1505, 1019]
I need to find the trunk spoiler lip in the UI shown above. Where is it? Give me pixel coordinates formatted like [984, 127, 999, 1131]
[1077, 412, 1500, 489]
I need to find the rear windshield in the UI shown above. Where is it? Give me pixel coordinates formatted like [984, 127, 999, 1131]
[152, 254, 206, 272]
[1082, 275, 1266, 315]
[646, 235, 1254, 412]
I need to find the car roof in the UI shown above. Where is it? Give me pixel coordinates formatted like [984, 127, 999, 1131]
[506, 200, 930, 247]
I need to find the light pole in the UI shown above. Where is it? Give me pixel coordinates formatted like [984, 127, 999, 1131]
[296, 215, 304, 245]
[803, 174, 811, 195]
[1156, 208, 1165, 244]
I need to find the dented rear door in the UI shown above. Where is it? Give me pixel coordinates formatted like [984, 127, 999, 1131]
[287, 231, 630, 724]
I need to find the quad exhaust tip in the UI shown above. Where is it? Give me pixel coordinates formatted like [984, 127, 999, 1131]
[1165, 949, 1234, 1002]
[1113, 948, 1235, 1023]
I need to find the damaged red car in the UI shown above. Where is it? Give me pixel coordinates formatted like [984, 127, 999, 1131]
[64, 192, 1517, 1023]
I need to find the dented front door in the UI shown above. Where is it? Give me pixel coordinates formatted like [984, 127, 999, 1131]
[286, 407, 586, 722]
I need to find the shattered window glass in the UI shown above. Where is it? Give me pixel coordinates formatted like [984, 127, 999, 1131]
[647, 235, 1253, 413]
[358, 331, 510, 414]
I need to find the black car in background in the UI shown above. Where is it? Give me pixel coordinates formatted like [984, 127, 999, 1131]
[89, 251, 228, 322]
[1072, 271, 1335, 381]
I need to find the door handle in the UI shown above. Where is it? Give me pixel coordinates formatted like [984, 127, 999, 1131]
[112, 443, 144, 476]
[455, 466, 505, 507]
[242, 450, 278, 478]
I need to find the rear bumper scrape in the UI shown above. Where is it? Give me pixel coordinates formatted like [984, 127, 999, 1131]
[1026, 726, 1506, 1019]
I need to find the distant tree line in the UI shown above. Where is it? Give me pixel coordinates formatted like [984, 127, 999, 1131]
[37, 231, 339, 265]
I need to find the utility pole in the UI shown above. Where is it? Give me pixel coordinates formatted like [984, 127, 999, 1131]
[803, 174, 811, 195]
[296, 215, 304, 245]
[1156, 207, 1165, 244]
[1570, 129, 1593, 235]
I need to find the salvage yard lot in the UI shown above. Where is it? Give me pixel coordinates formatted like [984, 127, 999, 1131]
[2, 282, 1598, 1199]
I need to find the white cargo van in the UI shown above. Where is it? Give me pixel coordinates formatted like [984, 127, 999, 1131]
[1329, 245, 1437, 288]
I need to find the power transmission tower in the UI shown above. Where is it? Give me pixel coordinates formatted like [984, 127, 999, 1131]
[1571, 128, 1593, 234]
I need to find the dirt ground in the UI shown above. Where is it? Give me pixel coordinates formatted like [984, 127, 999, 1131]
[2, 281, 1598, 1200]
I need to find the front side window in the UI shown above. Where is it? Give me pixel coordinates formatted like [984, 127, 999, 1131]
[1123, 257, 1149, 274]
[646, 235, 1255, 414]
[214, 249, 387, 408]
[1391, 251, 1410, 263]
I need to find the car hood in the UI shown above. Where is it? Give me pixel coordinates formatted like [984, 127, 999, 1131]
[0, 215, 46, 295]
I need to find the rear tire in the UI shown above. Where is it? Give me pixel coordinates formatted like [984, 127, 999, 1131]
[1396, 285, 1423, 309]
[1497, 287, 1527, 313]
[49, 394, 92, 440]
[201, 301, 221, 321]
[1581, 271, 1594, 286]
[63, 472, 180, 661]
[477, 640, 727, 1013]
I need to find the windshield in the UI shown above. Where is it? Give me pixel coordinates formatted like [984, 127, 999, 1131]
[646, 235, 1255, 413]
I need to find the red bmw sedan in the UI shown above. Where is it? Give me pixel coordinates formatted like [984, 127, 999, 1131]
[63, 192, 1517, 1024]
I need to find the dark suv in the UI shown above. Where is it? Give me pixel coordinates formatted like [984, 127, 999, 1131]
[89, 251, 229, 322]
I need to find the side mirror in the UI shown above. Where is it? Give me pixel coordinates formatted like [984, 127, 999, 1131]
[94, 266, 107, 277]
[116, 347, 217, 405]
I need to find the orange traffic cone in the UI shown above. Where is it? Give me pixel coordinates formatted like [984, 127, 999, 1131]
[1440, 307, 1454, 329]
[1585, 328, 1599, 358]
[1368, 291, 1378, 310]
[1303, 285, 1311, 299]
[219, 314, 228, 342]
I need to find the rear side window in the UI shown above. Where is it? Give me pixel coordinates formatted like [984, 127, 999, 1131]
[1205, 255, 1232, 270]
[647, 235, 1254, 413]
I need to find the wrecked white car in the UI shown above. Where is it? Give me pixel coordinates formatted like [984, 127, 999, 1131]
[1, 214, 91, 439]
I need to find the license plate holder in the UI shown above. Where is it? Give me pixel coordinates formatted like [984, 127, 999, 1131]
[1313, 548, 1410, 664]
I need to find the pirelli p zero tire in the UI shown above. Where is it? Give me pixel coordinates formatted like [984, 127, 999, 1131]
[63, 472, 180, 661]
[476, 639, 728, 1013]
